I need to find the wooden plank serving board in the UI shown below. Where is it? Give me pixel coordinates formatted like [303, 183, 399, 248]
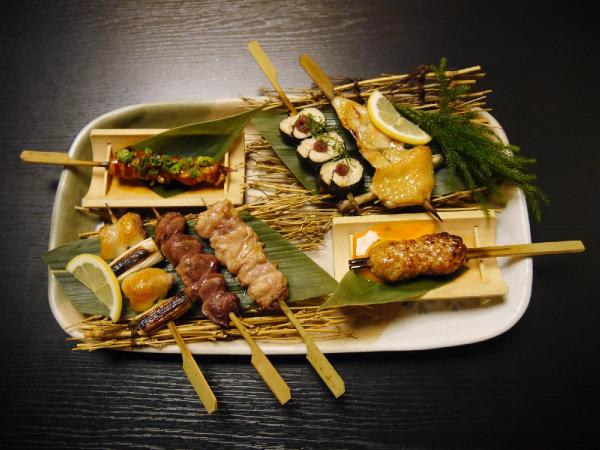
[332, 210, 508, 301]
[81, 129, 245, 208]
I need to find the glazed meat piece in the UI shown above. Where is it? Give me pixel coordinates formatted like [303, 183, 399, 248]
[121, 268, 173, 312]
[369, 146, 434, 208]
[155, 212, 186, 246]
[243, 261, 288, 310]
[108, 148, 229, 188]
[160, 233, 204, 266]
[369, 232, 467, 282]
[185, 273, 240, 326]
[176, 253, 219, 286]
[195, 200, 288, 310]
[201, 291, 240, 327]
[185, 272, 226, 300]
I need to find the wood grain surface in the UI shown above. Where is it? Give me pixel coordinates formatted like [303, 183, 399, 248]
[1, 0, 599, 448]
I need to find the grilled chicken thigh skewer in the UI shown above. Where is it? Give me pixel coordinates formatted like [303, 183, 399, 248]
[194, 200, 289, 310]
[349, 233, 585, 283]
[195, 197, 344, 397]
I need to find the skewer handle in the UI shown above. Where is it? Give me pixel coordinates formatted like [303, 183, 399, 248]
[247, 41, 297, 115]
[20, 150, 105, 167]
[279, 300, 345, 398]
[228, 313, 291, 405]
[466, 240, 585, 259]
[167, 321, 218, 414]
[299, 54, 335, 101]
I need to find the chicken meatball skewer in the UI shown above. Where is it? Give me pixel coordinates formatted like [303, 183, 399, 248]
[349, 233, 585, 283]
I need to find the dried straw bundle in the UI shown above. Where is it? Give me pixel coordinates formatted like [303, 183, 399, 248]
[73, 304, 355, 351]
[258, 65, 490, 114]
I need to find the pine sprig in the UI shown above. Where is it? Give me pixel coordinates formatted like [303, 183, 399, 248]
[395, 59, 548, 221]
[434, 57, 471, 115]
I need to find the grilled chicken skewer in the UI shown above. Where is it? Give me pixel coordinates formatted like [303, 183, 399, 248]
[348, 233, 585, 283]
[196, 196, 345, 397]
[150, 208, 291, 405]
[100, 206, 217, 413]
[298, 55, 441, 220]
[246, 44, 348, 398]
[20, 149, 230, 187]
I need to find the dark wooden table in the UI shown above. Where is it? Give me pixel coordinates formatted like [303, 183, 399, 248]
[1, 1, 598, 448]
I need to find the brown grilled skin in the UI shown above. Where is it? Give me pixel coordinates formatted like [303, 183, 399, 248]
[369, 232, 467, 282]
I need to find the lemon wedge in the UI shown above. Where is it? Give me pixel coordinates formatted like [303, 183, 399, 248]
[367, 90, 431, 145]
[66, 253, 122, 322]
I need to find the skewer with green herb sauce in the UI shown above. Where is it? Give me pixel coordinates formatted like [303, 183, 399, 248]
[108, 148, 230, 187]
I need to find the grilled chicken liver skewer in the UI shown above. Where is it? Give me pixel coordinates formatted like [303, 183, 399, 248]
[349, 233, 585, 283]
[156, 212, 240, 326]
[134, 211, 240, 334]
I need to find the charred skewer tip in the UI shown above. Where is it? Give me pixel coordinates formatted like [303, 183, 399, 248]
[348, 257, 371, 270]
[423, 200, 443, 223]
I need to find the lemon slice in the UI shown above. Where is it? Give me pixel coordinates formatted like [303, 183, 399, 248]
[367, 90, 431, 145]
[66, 253, 122, 322]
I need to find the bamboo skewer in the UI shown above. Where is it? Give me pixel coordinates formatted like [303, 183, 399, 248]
[348, 240, 585, 270]
[106, 206, 218, 413]
[248, 42, 345, 398]
[151, 208, 291, 405]
[228, 313, 291, 405]
[167, 321, 218, 414]
[279, 300, 345, 398]
[464, 240, 585, 259]
[20, 150, 107, 167]
[299, 54, 335, 101]
[248, 41, 297, 115]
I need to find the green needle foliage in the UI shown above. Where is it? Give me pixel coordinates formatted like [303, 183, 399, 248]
[396, 58, 547, 221]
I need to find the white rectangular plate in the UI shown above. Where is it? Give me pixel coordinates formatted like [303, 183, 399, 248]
[47, 100, 532, 354]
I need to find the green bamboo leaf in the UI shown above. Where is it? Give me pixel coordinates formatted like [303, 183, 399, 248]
[240, 212, 338, 302]
[44, 238, 100, 270]
[53, 271, 111, 316]
[125, 106, 262, 197]
[129, 106, 261, 158]
[252, 107, 373, 193]
[321, 268, 463, 309]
